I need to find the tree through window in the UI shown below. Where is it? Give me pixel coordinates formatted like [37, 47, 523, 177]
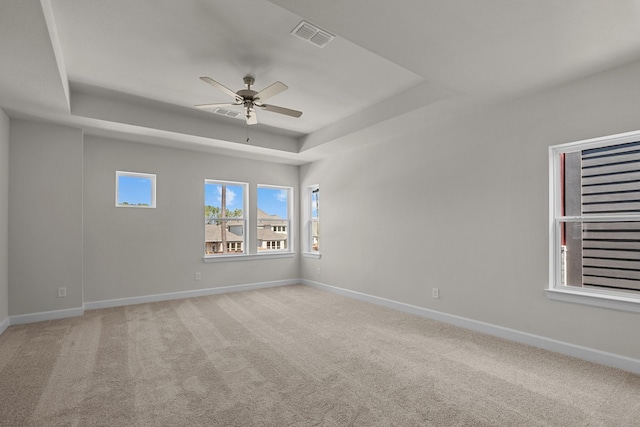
[204, 180, 246, 255]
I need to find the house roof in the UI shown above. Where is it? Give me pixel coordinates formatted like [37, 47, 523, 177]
[205, 225, 243, 243]
[257, 228, 287, 242]
[205, 224, 287, 243]
[258, 209, 281, 220]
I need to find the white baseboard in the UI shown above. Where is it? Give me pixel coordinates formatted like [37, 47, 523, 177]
[0, 316, 9, 335]
[9, 278, 637, 376]
[9, 306, 85, 326]
[302, 279, 640, 375]
[4, 280, 299, 327]
[85, 279, 299, 310]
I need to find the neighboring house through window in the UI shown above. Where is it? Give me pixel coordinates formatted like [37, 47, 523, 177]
[204, 180, 247, 256]
[549, 131, 640, 311]
[257, 185, 292, 252]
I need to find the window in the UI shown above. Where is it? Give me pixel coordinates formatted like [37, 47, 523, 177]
[266, 241, 282, 249]
[204, 180, 247, 256]
[227, 242, 242, 252]
[549, 131, 640, 311]
[309, 186, 320, 252]
[257, 185, 292, 252]
[302, 185, 320, 256]
[116, 171, 156, 208]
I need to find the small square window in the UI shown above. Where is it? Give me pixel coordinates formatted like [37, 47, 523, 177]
[116, 171, 156, 208]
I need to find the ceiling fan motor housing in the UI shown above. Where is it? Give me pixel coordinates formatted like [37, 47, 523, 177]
[237, 89, 258, 101]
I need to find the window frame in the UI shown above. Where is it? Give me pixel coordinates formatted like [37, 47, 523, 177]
[548, 130, 640, 313]
[257, 184, 293, 254]
[302, 184, 320, 258]
[115, 171, 156, 208]
[203, 179, 248, 259]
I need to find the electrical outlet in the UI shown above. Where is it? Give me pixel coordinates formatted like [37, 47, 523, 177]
[195, 272, 201, 281]
[316, 267, 321, 275]
[432, 288, 439, 299]
[58, 287, 67, 298]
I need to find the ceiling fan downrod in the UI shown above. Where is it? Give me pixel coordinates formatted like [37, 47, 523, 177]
[243, 76, 255, 89]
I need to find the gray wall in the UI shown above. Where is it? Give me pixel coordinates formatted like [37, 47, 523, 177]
[0, 109, 9, 324]
[300, 58, 640, 361]
[82, 136, 299, 303]
[8, 120, 83, 315]
[4, 59, 640, 364]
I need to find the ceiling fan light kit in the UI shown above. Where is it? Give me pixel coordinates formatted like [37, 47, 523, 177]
[195, 75, 303, 125]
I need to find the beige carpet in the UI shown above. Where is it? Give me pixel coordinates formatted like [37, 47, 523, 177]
[1, 284, 639, 426]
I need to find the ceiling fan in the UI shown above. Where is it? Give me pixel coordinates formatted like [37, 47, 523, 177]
[195, 76, 303, 125]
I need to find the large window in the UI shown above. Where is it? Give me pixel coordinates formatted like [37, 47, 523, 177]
[257, 185, 292, 252]
[549, 131, 640, 310]
[116, 171, 156, 208]
[204, 180, 247, 256]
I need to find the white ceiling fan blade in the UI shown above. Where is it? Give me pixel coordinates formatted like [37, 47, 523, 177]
[245, 111, 258, 125]
[200, 77, 239, 99]
[261, 104, 303, 118]
[194, 102, 240, 109]
[255, 81, 287, 102]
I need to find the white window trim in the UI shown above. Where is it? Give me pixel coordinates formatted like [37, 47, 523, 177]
[115, 171, 156, 208]
[302, 252, 321, 259]
[545, 287, 640, 314]
[204, 179, 249, 258]
[257, 184, 294, 254]
[203, 252, 295, 263]
[548, 130, 640, 313]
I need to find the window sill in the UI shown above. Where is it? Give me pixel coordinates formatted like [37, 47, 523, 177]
[116, 205, 156, 209]
[545, 287, 640, 314]
[302, 252, 321, 259]
[203, 252, 295, 263]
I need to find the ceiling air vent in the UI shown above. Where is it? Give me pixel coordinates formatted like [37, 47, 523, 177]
[213, 108, 243, 120]
[291, 21, 335, 48]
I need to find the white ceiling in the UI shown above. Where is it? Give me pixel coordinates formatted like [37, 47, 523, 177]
[2, 0, 640, 164]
